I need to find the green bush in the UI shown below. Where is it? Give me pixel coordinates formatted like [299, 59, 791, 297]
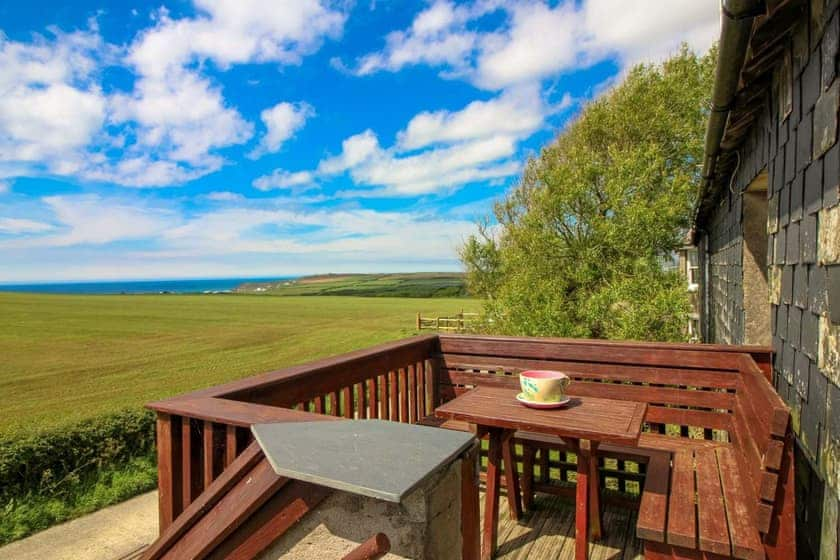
[0, 409, 155, 503]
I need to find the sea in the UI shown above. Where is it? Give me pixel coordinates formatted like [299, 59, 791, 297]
[0, 277, 293, 295]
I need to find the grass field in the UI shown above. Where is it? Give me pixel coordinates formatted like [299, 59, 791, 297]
[236, 272, 467, 297]
[0, 292, 478, 439]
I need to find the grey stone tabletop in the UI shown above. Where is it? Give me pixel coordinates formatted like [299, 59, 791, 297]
[251, 419, 475, 503]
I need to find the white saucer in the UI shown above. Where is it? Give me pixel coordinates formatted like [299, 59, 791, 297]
[516, 393, 572, 409]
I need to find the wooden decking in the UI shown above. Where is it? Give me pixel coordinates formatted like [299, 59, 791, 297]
[489, 491, 643, 560]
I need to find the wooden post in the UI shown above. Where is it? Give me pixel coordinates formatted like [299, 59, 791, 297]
[482, 429, 504, 560]
[461, 444, 481, 560]
[416, 312, 421, 330]
[156, 413, 183, 532]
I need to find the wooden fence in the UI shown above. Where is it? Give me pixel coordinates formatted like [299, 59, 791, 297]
[416, 310, 479, 332]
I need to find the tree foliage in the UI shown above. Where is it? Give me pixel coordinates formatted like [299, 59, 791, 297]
[461, 46, 716, 341]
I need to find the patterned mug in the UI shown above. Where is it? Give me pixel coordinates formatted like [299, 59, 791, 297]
[519, 370, 571, 403]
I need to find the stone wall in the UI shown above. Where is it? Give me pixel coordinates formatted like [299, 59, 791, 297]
[698, 2, 840, 558]
[259, 455, 465, 560]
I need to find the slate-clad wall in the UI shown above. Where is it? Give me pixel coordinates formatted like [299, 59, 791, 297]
[699, 2, 840, 558]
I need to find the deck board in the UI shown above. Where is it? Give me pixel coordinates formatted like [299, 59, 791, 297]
[487, 491, 643, 560]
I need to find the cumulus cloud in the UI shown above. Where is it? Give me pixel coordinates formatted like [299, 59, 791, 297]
[261, 87, 549, 197]
[397, 85, 546, 150]
[252, 170, 316, 192]
[104, 0, 344, 186]
[249, 101, 314, 158]
[0, 26, 108, 174]
[348, 0, 719, 90]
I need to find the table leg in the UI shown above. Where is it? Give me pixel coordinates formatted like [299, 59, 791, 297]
[574, 439, 591, 560]
[482, 428, 504, 560]
[521, 445, 535, 512]
[501, 431, 522, 521]
[574, 439, 603, 559]
[588, 441, 602, 541]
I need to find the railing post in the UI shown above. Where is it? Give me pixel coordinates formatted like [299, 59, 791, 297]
[156, 412, 183, 532]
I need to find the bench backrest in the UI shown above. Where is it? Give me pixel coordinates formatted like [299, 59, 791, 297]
[434, 335, 754, 443]
[731, 355, 792, 535]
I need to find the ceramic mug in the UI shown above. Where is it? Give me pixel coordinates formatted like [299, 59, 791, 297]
[519, 370, 571, 403]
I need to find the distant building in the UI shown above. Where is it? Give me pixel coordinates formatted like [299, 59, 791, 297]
[693, 1, 839, 557]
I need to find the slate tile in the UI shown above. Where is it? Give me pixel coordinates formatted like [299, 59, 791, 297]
[787, 131, 798, 183]
[809, 265, 829, 315]
[790, 305, 803, 348]
[793, 17, 810, 76]
[781, 181, 791, 226]
[796, 350, 812, 398]
[814, 79, 839, 159]
[802, 54, 822, 113]
[824, 140, 839, 208]
[805, 160, 824, 214]
[798, 111, 814, 173]
[769, 231, 776, 264]
[800, 368, 823, 457]
[787, 220, 801, 264]
[772, 301, 778, 335]
[792, 71, 803, 125]
[776, 225, 787, 265]
[792, 173, 805, 222]
[802, 211, 819, 263]
[783, 342, 796, 380]
[783, 264, 795, 303]
[779, 303, 789, 340]
[823, 12, 839, 90]
[803, 309, 820, 360]
[795, 263, 809, 308]
[779, 117, 790, 148]
[829, 265, 840, 324]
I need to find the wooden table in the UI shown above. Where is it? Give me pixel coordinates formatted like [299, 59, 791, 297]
[435, 386, 647, 560]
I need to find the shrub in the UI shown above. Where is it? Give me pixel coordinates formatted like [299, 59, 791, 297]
[0, 408, 155, 503]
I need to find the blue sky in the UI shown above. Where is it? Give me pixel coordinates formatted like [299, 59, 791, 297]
[0, 0, 719, 282]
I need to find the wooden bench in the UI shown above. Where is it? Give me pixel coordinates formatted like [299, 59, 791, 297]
[420, 336, 794, 560]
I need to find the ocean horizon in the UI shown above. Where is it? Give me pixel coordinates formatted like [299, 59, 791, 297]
[0, 277, 295, 295]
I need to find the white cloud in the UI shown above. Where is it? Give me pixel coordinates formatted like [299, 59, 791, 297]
[272, 87, 544, 197]
[0, 217, 54, 234]
[354, 0, 478, 76]
[0, 193, 475, 281]
[37, 195, 173, 246]
[0, 27, 108, 173]
[347, 135, 520, 196]
[317, 130, 382, 174]
[397, 85, 546, 150]
[102, 0, 345, 187]
[349, 0, 719, 90]
[205, 191, 244, 201]
[249, 101, 314, 158]
[252, 170, 316, 192]
[0, 181, 9, 195]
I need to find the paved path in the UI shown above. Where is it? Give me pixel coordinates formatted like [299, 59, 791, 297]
[0, 491, 158, 560]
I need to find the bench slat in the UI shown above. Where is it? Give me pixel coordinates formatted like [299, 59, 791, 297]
[666, 450, 696, 549]
[439, 354, 740, 389]
[637, 451, 670, 542]
[716, 447, 764, 560]
[695, 449, 731, 556]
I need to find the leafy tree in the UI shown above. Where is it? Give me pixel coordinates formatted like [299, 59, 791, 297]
[461, 46, 716, 341]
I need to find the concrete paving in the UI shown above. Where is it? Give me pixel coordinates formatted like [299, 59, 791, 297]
[0, 491, 158, 560]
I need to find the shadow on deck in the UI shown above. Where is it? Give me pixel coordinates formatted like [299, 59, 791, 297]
[489, 491, 642, 560]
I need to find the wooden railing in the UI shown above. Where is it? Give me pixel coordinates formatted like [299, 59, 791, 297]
[146, 334, 781, 555]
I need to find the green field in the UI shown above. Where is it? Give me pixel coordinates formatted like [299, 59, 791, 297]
[236, 272, 467, 297]
[0, 292, 477, 438]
